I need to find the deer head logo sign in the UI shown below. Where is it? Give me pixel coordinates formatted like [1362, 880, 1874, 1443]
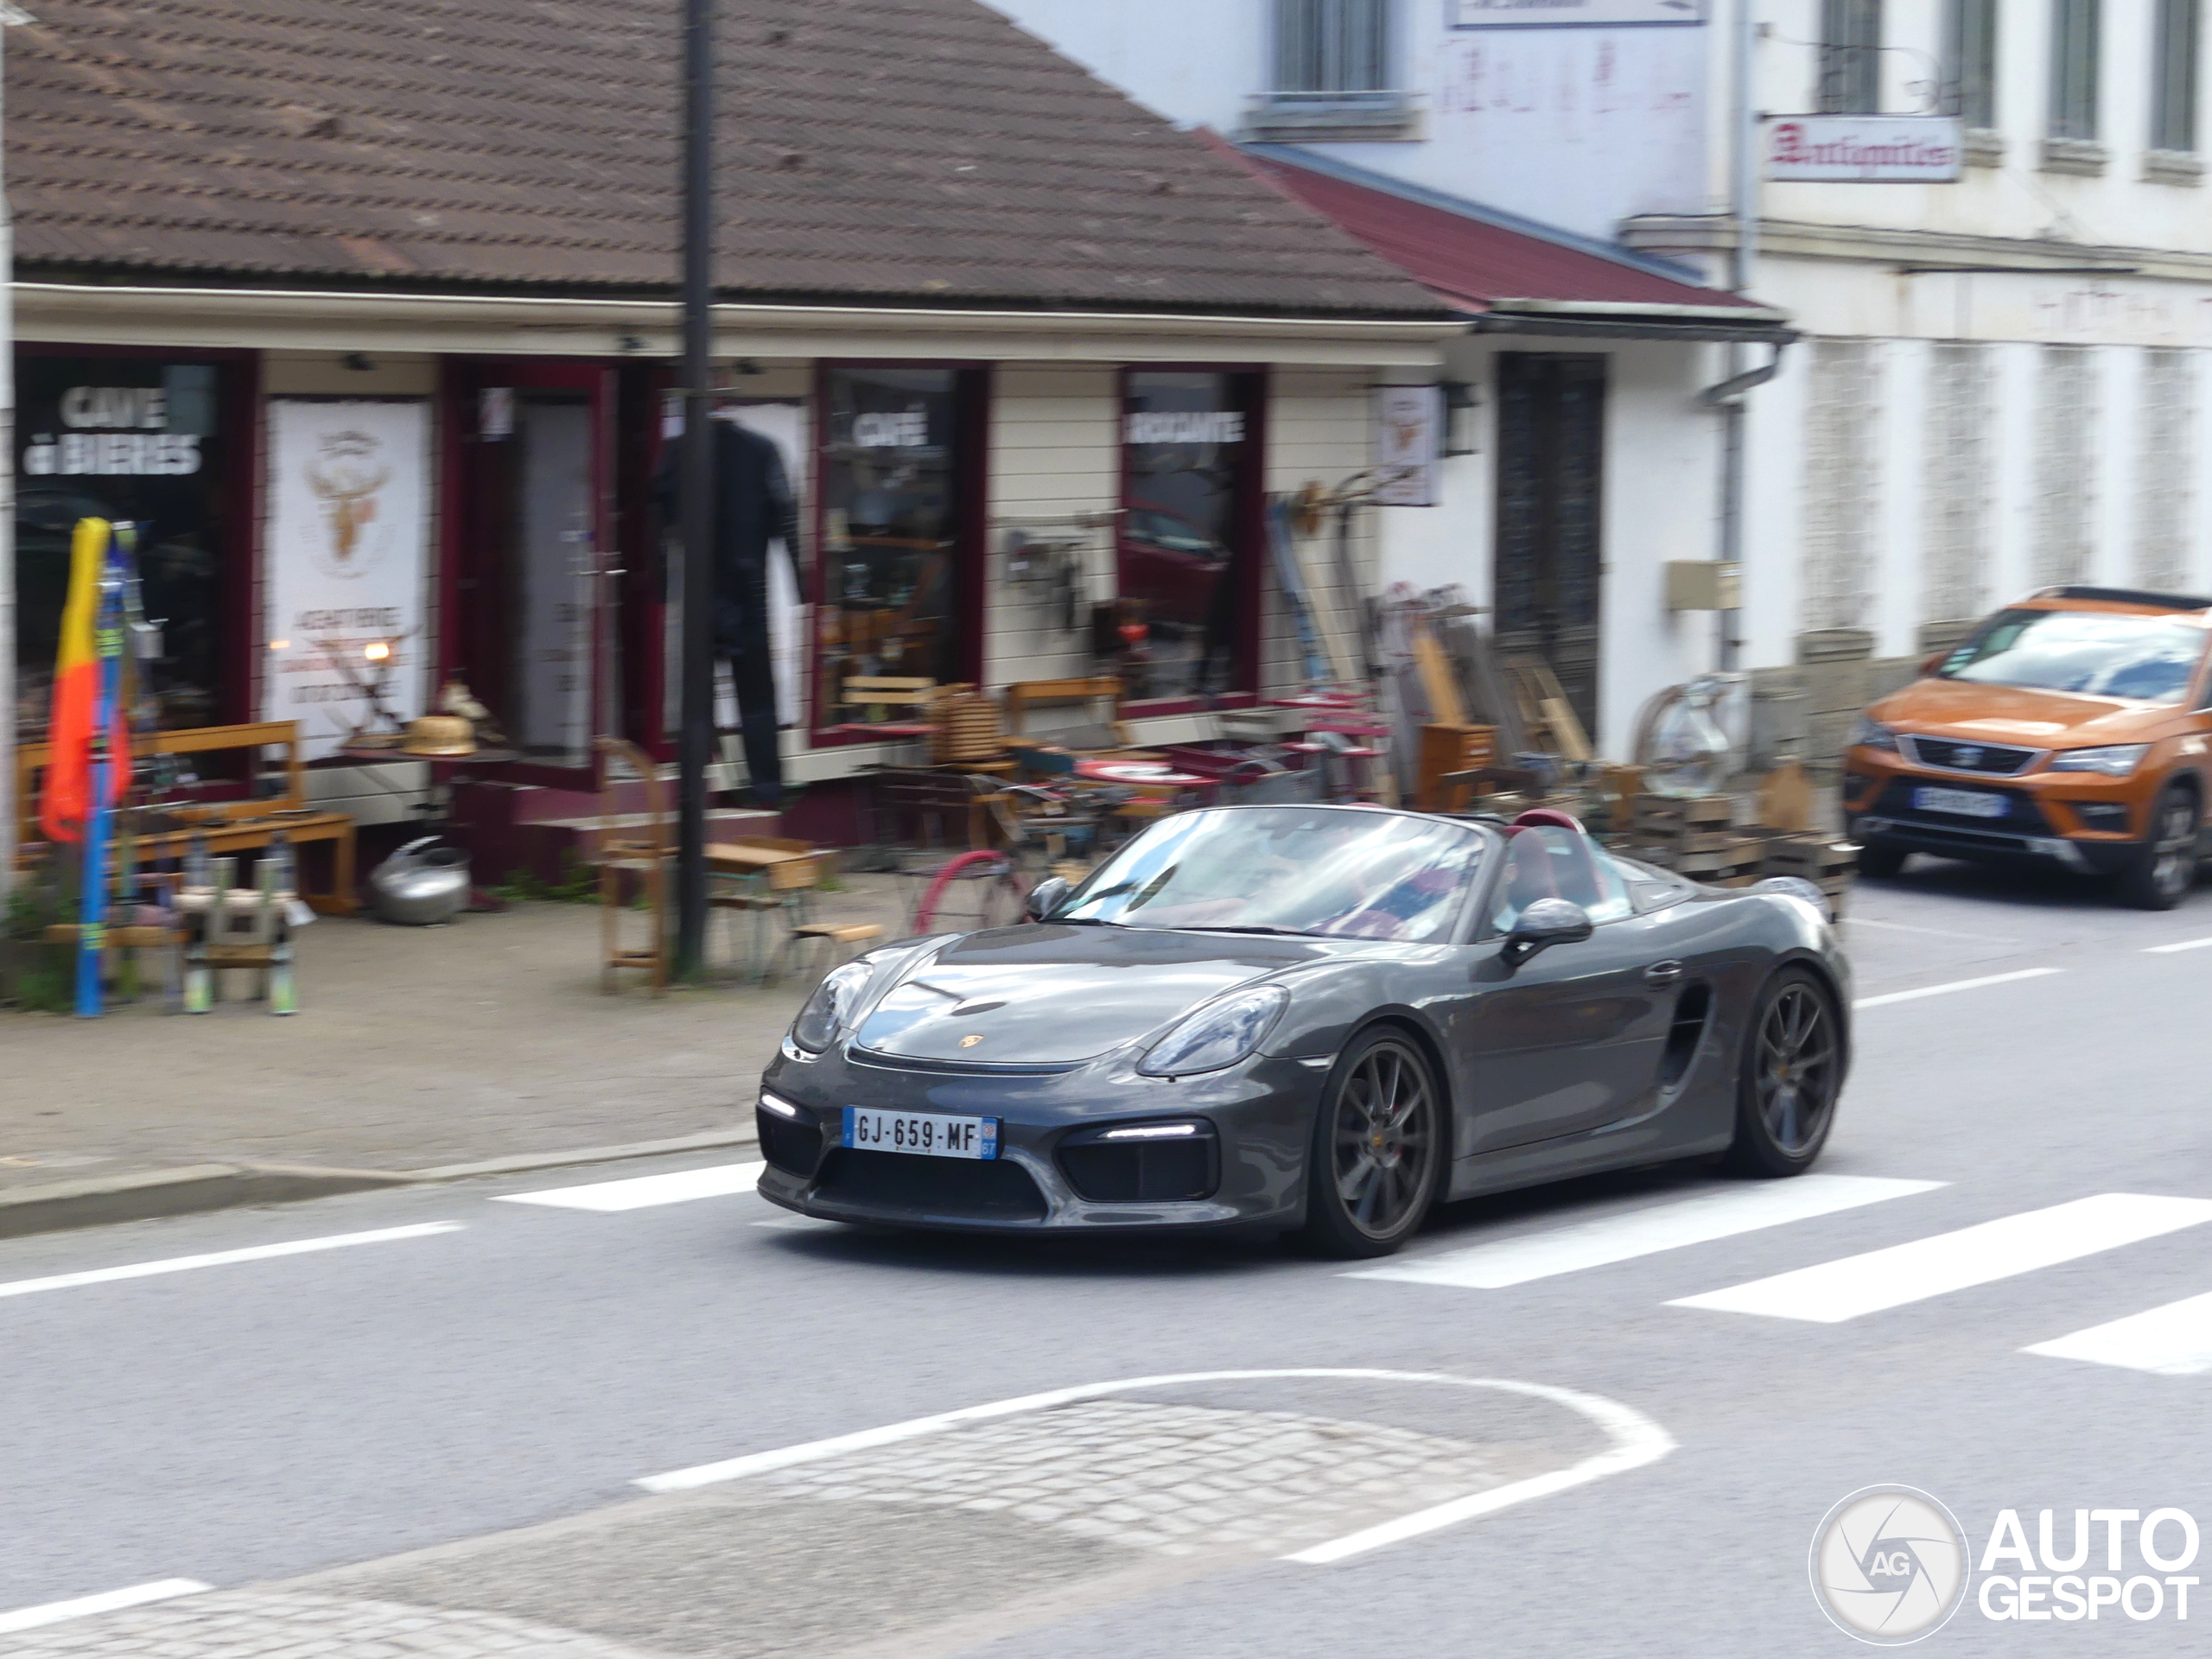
[305, 430, 388, 576]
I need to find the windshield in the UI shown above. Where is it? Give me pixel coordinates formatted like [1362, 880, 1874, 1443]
[1939, 608, 2208, 704]
[1054, 806, 1481, 941]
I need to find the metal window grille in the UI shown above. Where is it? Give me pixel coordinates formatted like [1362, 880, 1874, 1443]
[1820, 0, 1885, 113]
[1944, 0, 1999, 126]
[2153, 0, 2202, 153]
[2050, 0, 2101, 139]
[1803, 340, 1882, 632]
[1924, 343, 1995, 624]
[1274, 0, 1392, 94]
[2136, 349, 2196, 591]
[2034, 346, 2098, 586]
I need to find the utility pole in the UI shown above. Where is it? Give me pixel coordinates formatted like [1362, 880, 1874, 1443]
[674, 0, 715, 977]
[1715, 0, 1761, 674]
[1, 10, 17, 904]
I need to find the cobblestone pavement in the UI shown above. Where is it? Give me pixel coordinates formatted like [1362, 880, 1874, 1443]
[0, 1590, 671, 1659]
[759, 1398, 1507, 1557]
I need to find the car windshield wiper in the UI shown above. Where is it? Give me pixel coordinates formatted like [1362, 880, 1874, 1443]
[1051, 914, 1121, 926]
[1178, 924, 1314, 938]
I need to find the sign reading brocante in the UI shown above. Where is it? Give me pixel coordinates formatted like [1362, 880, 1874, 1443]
[1767, 115, 1963, 182]
[1450, 0, 1707, 25]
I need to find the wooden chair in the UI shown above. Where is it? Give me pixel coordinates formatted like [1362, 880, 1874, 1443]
[1004, 677, 1128, 749]
[590, 737, 668, 995]
[706, 835, 821, 981]
[14, 721, 359, 914]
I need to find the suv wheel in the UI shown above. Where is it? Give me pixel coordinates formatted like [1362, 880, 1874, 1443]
[2118, 784, 2199, 911]
[1856, 840, 1907, 879]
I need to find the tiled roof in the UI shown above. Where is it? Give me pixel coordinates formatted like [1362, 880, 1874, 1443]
[1233, 143, 1773, 317]
[4, 0, 1448, 316]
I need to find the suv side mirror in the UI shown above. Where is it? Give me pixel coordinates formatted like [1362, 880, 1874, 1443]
[1918, 651, 1947, 676]
[1503, 897, 1594, 968]
[1024, 875, 1071, 923]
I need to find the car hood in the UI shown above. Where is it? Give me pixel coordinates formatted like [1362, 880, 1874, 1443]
[850, 925, 1344, 1065]
[1870, 676, 2177, 746]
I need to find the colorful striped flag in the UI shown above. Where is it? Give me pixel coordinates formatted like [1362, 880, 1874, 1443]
[40, 518, 130, 844]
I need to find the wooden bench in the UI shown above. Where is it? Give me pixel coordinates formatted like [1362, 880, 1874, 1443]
[14, 721, 359, 916]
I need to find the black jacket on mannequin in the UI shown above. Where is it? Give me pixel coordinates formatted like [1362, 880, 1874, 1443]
[656, 418, 806, 805]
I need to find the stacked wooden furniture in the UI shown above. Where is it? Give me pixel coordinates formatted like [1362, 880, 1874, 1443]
[926, 683, 1006, 768]
[1630, 793, 1762, 885]
[13, 720, 359, 915]
[1752, 831, 1859, 919]
[589, 737, 671, 995]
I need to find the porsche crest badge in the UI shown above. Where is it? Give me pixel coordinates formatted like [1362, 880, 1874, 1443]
[960, 1033, 984, 1048]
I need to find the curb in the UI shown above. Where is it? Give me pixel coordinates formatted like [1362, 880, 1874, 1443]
[0, 1127, 761, 1243]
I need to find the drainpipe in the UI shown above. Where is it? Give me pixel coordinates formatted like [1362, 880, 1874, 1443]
[1707, 0, 1764, 676]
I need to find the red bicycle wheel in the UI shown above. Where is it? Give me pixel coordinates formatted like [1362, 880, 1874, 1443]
[912, 849, 1025, 933]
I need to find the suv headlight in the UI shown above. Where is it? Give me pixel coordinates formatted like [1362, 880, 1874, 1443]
[2049, 743, 2150, 776]
[1850, 715, 1899, 753]
[1137, 985, 1288, 1078]
[791, 960, 873, 1053]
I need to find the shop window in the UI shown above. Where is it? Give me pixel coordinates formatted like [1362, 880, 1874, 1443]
[817, 367, 975, 734]
[1117, 372, 1258, 703]
[13, 353, 234, 736]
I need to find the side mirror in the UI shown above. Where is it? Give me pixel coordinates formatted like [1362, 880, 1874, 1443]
[1024, 875, 1072, 923]
[1503, 897, 1593, 968]
[1918, 651, 1947, 676]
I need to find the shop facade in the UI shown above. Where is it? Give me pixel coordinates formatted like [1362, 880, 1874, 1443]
[10, 285, 1453, 852]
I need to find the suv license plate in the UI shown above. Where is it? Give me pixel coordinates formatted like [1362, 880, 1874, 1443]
[843, 1107, 999, 1160]
[1913, 785, 2008, 819]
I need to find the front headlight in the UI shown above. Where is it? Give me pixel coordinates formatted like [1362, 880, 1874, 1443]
[1137, 985, 1289, 1078]
[1850, 715, 1899, 753]
[2049, 743, 2151, 776]
[791, 960, 872, 1053]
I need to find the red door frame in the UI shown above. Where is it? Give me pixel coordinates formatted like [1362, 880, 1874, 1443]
[1115, 364, 1269, 718]
[438, 356, 619, 787]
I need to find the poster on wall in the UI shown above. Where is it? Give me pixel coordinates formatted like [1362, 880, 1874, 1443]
[1372, 385, 1441, 507]
[1450, 0, 1707, 26]
[264, 399, 431, 759]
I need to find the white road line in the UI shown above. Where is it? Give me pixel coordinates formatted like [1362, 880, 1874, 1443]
[1852, 967, 2062, 1009]
[635, 1367, 1675, 1565]
[2145, 936, 2212, 954]
[0, 1224, 463, 1303]
[0, 1580, 210, 1634]
[2025, 1290, 2212, 1375]
[1669, 1193, 2212, 1324]
[493, 1160, 764, 1212]
[1345, 1175, 1947, 1290]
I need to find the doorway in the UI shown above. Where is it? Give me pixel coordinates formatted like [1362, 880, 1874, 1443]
[1493, 353, 1605, 740]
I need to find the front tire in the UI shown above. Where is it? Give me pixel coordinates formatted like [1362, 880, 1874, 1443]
[1855, 839, 1907, 879]
[1300, 1028, 1442, 1259]
[1724, 968, 1842, 1178]
[2117, 784, 2198, 911]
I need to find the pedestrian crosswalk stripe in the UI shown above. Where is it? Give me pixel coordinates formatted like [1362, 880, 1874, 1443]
[1347, 1174, 1946, 1290]
[493, 1160, 765, 1212]
[2024, 1289, 2212, 1375]
[1669, 1193, 2212, 1323]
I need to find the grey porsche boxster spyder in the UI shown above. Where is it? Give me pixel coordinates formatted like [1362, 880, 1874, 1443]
[755, 804, 1851, 1257]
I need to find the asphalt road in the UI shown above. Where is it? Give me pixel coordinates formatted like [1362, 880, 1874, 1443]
[8, 855, 2212, 1656]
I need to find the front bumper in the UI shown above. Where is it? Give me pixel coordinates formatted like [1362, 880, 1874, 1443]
[753, 1039, 1323, 1233]
[1842, 750, 2145, 874]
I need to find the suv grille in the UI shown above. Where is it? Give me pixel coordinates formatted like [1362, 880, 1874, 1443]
[1902, 735, 2038, 776]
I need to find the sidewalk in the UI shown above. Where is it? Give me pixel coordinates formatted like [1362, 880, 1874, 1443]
[0, 875, 912, 1224]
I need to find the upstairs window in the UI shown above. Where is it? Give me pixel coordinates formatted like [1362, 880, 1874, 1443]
[1820, 0, 1885, 113]
[2050, 0, 2101, 140]
[1274, 0, 1393, 97]
[1945, 0, 1999, 127]
[2152, 0, 2201, 153]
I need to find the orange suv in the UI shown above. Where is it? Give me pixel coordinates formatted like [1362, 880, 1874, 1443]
[1843, 586, 2212, 909]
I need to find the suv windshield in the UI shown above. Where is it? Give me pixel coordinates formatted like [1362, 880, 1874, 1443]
[1938, 608, 2208, 705]
[1055, 806, 1481, 941]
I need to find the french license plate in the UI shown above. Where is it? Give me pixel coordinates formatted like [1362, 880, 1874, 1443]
[842, 1107, 999, 1160]
[1913, 785, 2009, 819]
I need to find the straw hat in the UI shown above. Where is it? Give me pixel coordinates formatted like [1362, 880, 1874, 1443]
[403, 714, 477, 757]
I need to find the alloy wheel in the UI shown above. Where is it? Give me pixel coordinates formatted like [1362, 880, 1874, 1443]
[2152, 798, 2196, 902]
[1330, 1039, 1437, 1240]
[1756, 983, 1839, 1157]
